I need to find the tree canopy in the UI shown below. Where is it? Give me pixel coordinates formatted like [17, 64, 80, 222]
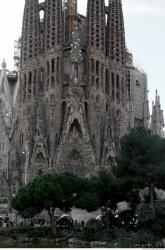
[11, 172, 83, 233]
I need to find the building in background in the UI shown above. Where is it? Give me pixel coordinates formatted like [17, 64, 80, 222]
[0, 59, 19, 212]
[151, 90, 164, 137]
[126, 51, 150, 129]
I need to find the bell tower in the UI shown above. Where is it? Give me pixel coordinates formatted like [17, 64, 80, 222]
[21, 0, 41, 64]
[44, 0, 63, 50]
[106, 0, 128, 152]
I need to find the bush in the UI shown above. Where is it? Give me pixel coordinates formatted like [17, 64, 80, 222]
[10, 234, 18, 240]
[27, 228, 44, 238]
[82, 218, 111, 242]
[109, 229, 159, 248]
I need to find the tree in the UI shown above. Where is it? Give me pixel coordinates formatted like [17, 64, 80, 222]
[136, 200, 165, 237]
[114, 126, 165, 213]
[74, 176, 100, 212]
[32, 173, 64, 233]
[75, 171, 123, 230]
[57, 172, 83, 212]
[11, 172, 83, 233]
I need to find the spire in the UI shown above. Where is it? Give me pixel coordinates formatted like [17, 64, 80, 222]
[155, 89, 158, 103]
[21, 0, 41, 64]
[151, 90, 164, 137]
[87, 0, 106, 53]
[67, 0, 78, 43]
[107, 0, 126, 65]
[44, 0, 63, 50]
[143, 90, 150, 129]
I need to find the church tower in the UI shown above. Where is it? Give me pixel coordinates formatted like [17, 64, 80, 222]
[21, 0, 41, 63]
[106, 0, 128, 152]
[44, 0, 63, 50]
[107, 0, 126, 64]
[43, 0, 63, 164]
[86, 0, 107, 166]
[87, 0, 106, 53]
[151, 90, 164, 137]
[15, 0, 42, 183]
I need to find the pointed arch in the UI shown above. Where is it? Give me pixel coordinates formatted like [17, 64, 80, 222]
[69, 119, 82, 138]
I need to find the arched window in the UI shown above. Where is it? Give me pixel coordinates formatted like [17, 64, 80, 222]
[33, 70, 37, 96]
[40, 68, 45, 91]
[28, 71, 32, 95]
[106, 69, 109, 95]
[111, 72, 115, 99]
[47, 61, 49, 76]
[51, 76, 55, 88]
[111, 72, 114, 89]
[116, 75, 120, 90]
[51, 59, 55, 73]
[91, 59, 94, 73]
[96, 78, 99, 90]
[57, 57, 60, 71]
[96, 61, 99, 75]
[23, 74, 26, 99]
[69, 119, 82, 138]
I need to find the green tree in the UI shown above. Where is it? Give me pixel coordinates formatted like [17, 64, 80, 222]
[57, 172, 83, 212]
[11, 172, 83, 233]
[137, 200, 165, 237]
[75, 171, 123, 230]
[114, 126, 165, 213]
[75, 176, 100, 212]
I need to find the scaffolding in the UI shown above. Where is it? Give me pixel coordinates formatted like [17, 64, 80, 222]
[14, 38, 21, 72]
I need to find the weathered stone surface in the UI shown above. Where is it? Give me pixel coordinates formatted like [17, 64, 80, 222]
[11, 0, 128, 183]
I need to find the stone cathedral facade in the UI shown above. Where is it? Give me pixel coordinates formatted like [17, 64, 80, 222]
[11, 0, 128, 184]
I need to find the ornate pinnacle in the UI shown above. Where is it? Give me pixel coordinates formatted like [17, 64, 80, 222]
[70, 26, 83, 64]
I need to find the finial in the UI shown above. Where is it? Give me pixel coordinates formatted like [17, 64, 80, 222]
[155, 89, 158, 103]
[1, 59, 6, 69]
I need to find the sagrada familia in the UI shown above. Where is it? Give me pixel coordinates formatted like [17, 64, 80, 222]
[14, 0, 128, 180]
[0, 0, 164, 210]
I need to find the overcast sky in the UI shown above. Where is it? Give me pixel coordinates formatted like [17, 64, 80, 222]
[0, 0, 165, 113]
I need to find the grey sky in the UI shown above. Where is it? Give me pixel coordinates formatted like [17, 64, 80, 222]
[0, 0, 164, 112]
